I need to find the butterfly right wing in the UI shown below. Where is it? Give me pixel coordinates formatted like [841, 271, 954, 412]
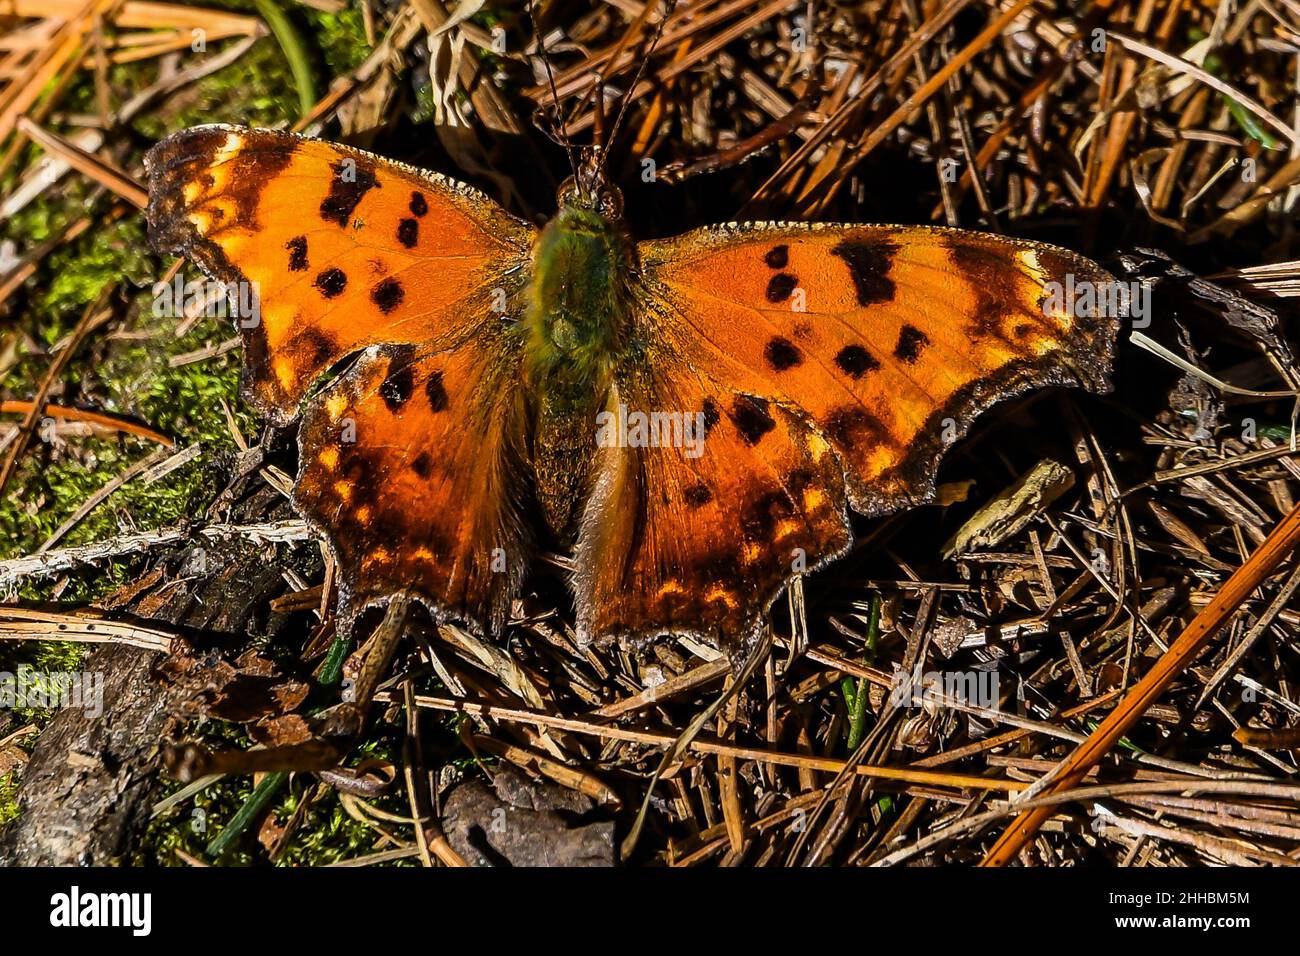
[573, 223, 1117, 647]
[573, 362, 852, 647]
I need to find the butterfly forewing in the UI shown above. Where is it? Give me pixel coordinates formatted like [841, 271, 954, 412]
[145, 125, 534, 422]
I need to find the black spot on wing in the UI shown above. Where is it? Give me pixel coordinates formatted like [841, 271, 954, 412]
[409, 191, 428, 217]
[824, 406, 890, 452]
[701, 399, 720, 437]
[831, 239, 897, 305]
[426, 371, 448, 412]
[894, 324, 930, 363]
[764, 245, 789, 269]
[380, 363, 415, 411]
[947, 241, 1010, 279]
[785, 468, 817, 495]
[397, 218, 419, 248]
[295, 327, 336, 366]
[766, 273, 798, 303]
[411, 451, 434, 478]
[730, 395, 776, 445]
[835, 344, 880, 379]
[286, 235, 307, 272]
[742, 489, 796, 541]
[684, 482, 712, 508]
[968, 294, 1018, 349]
[371, 277, 404, 313]
[764, 336, 802, 371]
[320, 158, 379, 226]
[314, 267, 347, 298]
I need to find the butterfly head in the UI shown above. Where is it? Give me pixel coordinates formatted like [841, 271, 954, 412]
[556, 146, 623, 221]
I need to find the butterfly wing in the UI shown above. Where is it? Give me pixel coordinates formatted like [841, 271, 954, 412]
[145, 124, 534, 421]
[146, 126, 536, 633]
[575, 224, 1118, 645]
[292, 338, 532, 634]
[574, 368, 854, 647]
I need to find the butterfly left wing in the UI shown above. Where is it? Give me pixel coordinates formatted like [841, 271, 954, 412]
[293, 337, 533, 635]
[146, 126, 537, 635]
[574, 223, 1118, 647]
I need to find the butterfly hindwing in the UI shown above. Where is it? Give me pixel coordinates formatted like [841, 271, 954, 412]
[573, 223, 1118, 645]
[146, 125, 536, 633]
[294, 337, 532, 633]
[574, 364, 852, 646]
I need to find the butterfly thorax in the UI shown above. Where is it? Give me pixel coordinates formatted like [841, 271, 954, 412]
[524, 202, 637, 540]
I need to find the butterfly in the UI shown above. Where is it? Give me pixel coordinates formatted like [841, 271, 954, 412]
[145, 125, 1118, 652]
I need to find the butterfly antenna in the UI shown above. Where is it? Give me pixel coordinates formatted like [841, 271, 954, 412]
[592, 69, 607, 152]
[527, 0, 579, 181]
[598, 0, 680, 168]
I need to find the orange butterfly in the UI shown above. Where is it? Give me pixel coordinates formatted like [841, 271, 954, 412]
[145, 126, 1117, 650]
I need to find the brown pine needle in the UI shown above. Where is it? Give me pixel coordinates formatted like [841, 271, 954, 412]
[398, 692, 1029, 794]
[17, 115, 147, 208]
[812, 0, 1036, 207]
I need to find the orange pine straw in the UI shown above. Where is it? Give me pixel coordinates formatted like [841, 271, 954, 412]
[981, 499, 1300, 866]
[0, 400, 173, 446]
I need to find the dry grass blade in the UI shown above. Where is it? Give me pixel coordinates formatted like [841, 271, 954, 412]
[15, 116, 147, 208]
[0, 606, 174, 651]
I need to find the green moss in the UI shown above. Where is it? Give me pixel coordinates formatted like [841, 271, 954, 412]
[2, 184, 61, 244]
[140, 725, 412, 866]
[132, 37, 301, 141]
[0, 770, 18, 827]
[43, 217, 156, 314]
[0, 282, 247, 571]
[308, 5, 372, 77]
[0, 0, 434, 866]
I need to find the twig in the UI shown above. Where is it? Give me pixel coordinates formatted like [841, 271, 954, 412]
[395, 692, 1029, 793]
[0, 520, 312, 585]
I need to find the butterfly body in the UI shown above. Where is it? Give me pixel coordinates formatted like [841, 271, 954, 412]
[146, 125, 1120, 650]
[525, 198, 636, 538]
